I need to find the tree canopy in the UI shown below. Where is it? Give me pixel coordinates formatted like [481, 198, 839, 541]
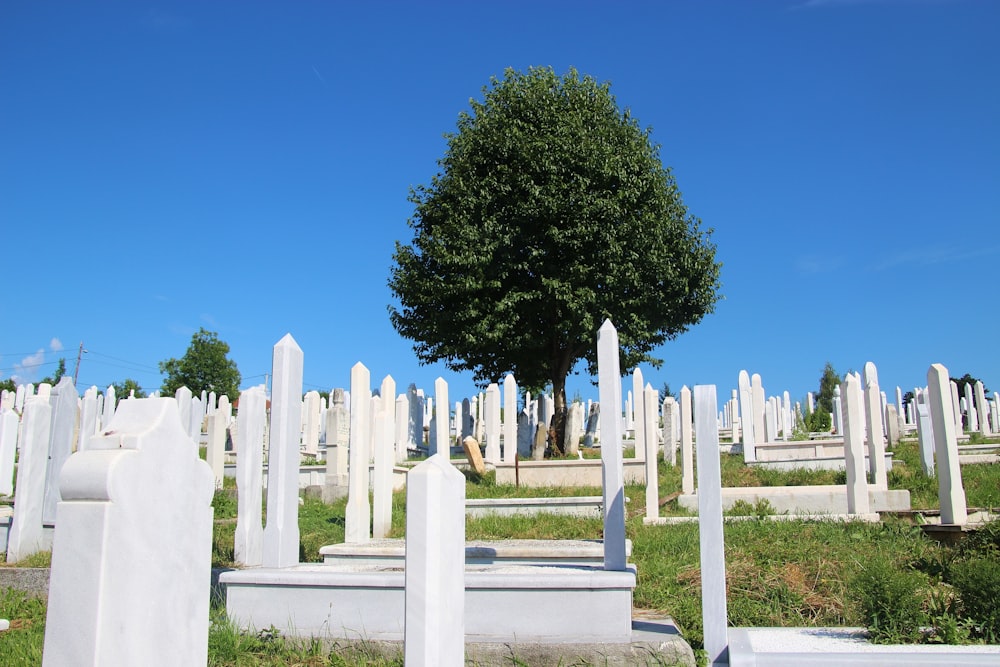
[159, 328, 241, 400]
[388, 66, 721, 448]
[112, 378, 147, 399]
[814, 362, 840, 415]
[951, 373, 990, 398]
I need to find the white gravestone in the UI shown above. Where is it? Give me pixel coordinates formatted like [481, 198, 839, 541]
[372, 392, 394, 540]
[78, 386, 99, 452]
[662, 397, 677, 467]
[235, 385, 267, 567]
[7, 396, 51, 562]
[502, 374, 517, 462]
[101, 385, 116, 430]
[484, 383, 501, 463]
[262, 334, 304, 568]
[974, 381, 990, 436]
[563, 401, 584, 457]
[42, 377, 78, 524]
[380, 375, 397, 463]
[681, 386, 694, 495]
[915, 390, 936, 476]
[323, 388, 351, 502]
[0, 408, 17, 496]
[927, 364, 968, 525]
[345, 364, 372, 543]
[404, 453, 465, 666]
[395, 394, 409, 463]
[434, 377, 449, 456]
[205, 408, 227, 489]
[750, 374, 765, 445]
[175, 386, 193, 437]
[738, 371, 755, 462]
[302, 391, 322, 456]
[644, 384, 660, 521]
[597, 320, 626, 571]
[863, 362, 888, 489]
[841, 375, 870, 515]
[42, 398, 214, 666]
[632, 368, 646, 462]
[694, 385, 728, 666]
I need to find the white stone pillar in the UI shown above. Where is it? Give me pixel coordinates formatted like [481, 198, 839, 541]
[234, 385, 266, 567]
[261, 334, 304, 568]
[863, 362, 888, 489]
[681, 386, 694, 495]
[597, 320, 626, 571]
[694, 385, 728, 666]
[0, 408, 17, 497]
[484, 383, 501, 463]
[42, 377, 78, 524]
[841, 375, 870, 515]
[643, 384, 660, 521]
[927, 364, 968, 525]
[662, 397, 677, 467]
[404, 453, 465, 666]
[502, 374, 517, 463]
[7, 396, 51, 562]
[738, 371, 755, 462]
[915, 390, 935, 476]
[632, 368, 645, 462]
[372, 393, 393, 540]
[345, 363, 372, 544]
[395, 394, 409, 463]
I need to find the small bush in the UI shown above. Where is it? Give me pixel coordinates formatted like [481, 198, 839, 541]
[949, 557, 1000, 642]
[852, 556, 927, 643]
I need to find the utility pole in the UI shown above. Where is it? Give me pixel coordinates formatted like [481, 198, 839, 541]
[72, 341, 85, 385]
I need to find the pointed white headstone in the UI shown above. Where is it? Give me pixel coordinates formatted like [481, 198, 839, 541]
[597, 320, 626, 571]
[262, 334, 304, 568]
[345, 363, 372, 544]
[234, 385, 266, 567]
[841, 375, 870, 515]
[927, 364, 967, 525]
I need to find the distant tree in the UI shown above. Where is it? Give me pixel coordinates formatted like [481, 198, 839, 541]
[112, 378, 147, 399]
[902, 390, 915, 410]
[659, 382, 675, 400]
[815, 362, 840, 415]
[159, 329, 241, 401]
[388, 66, 721, 453]
[0, 378, 15, 394]
[39, 358, 67, 386]
[951, 373, 990, 398]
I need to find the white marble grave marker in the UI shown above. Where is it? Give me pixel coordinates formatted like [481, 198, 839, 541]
[863, 362, 888, 488]
[597, 320, 626, 571]
[42, 398, 214, 666]
[235, 385, 267, 567]
[7, 396, 50, 562]
[404, 453, 465, 666]
[841, 374, 870, 515]
[927, 364, 968, 525]
[694, 385, 728, 666]
[643, 384, 660, 521]
[345, 363, 372, 544]
[262, 334, 304, 568]
[502, 373, 517, 462]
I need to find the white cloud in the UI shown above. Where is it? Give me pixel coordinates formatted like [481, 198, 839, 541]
[50, 338, 63, 352]
[14, 349, 47, 383]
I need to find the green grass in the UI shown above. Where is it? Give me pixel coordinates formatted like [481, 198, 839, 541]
[0, 589, 47, 665]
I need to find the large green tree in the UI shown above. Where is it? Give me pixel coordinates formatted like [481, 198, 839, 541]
[159, 328, 241, 401]
[389, 66, 721, 451]
[112, 378, 147, 400]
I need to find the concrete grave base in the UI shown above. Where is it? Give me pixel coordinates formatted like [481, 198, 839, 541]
[749, 452, 894, 473]
[222, 563, 636, 643]
[728, 627, 1000, 666]
[678, 485, 910, 514]
[494, 458, 647, 487]
[320, 538, 633, 567]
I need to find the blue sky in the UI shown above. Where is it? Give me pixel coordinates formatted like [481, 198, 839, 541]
[2, 0, 998, 406]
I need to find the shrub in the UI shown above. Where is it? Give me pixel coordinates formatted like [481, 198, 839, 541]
[852, 556, 927, 643]
[949, 557, 1000, 642]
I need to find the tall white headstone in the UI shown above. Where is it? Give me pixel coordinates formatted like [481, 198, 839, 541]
[484, 383, 501, 463]
[737, 371, 755, 462]
[7, 396, 51, 562]
[632, 368, 646, 462]
[345, 363, 372, 544]
[433, 377, 449, 457]
[404, 454, 465, 667]
[927, 364, 968, 525]
[261, 334, 304, 568]
[863, 362, 888, 488]
[597, 320, 626, 571]
[662, 396, 677, 467]
[915, 390, 936, 476]
[395, 394, 409, 463]
[643, 384, 660, 521]
[234, 385, 267, 567]
[694, 385, 728, 666]
[502, 374, 517, 463]
[101, 385, 116, 430]
[974, 381, 990, 436]
[0, 408, 19, 496]
[841, 375, 870, 515]
[302, 391, 322, 456]
[78, 386, 99, 452]
[42, 398, 214, 666]
[42, 376, 78, 524]
[681, 386, 694, 495]
[372, 393, 393, 540]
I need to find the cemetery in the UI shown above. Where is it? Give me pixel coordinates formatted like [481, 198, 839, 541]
[1, 324, 1000, 665]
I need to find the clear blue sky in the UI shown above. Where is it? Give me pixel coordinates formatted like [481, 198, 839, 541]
[2, 0, 998, 407]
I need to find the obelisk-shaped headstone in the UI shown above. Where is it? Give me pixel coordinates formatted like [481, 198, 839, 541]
[841, 375, 870, 515]
[927, 364, 967, 525]
[234, 385, 266, 567]
[345, 363, 372, 544]
[597, 320, 626, 571]
[42, 377, 78, 525]
[261, 334, 304, 568]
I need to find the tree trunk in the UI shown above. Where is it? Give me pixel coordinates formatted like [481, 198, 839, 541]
[549, 371, 568, 457]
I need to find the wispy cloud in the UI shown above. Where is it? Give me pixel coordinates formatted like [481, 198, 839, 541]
[13, 349, 47, 384]
[792, 0, 946, 9]
[50, 338, 63, 352]
[200, 314, 219, 328]
[794, 255, 845, 274]
[312, 65, 329, 88]
[869, 245, 1000, 271]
